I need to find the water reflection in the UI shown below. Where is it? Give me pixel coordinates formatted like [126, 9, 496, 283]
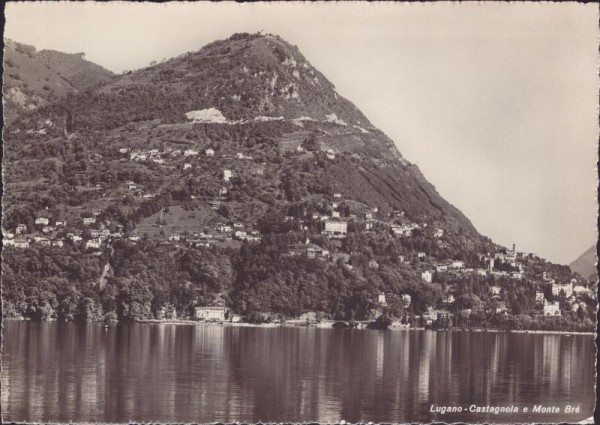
[1, 322, 595, 423]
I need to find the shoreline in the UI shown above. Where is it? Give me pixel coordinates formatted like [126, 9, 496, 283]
[3, 317, 595, 335]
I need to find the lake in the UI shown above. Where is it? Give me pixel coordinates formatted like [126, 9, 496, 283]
[1, 321, 595, 423]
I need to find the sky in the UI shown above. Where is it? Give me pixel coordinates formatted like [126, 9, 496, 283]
[4, 2, 598, 265]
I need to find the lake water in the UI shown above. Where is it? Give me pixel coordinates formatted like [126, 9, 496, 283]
[1, 321, 595, 423]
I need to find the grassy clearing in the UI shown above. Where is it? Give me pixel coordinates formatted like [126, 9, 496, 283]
[135, 204, 219, 238]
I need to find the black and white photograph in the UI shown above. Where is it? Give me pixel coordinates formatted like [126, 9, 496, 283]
[1, 2, 598, 424]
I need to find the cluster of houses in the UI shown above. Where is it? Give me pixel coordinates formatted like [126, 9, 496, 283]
[121, 146, 218, 163]
[164, 222, 262, 247]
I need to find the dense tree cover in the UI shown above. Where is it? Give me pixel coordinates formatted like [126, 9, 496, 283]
[2, 233, 596, 332]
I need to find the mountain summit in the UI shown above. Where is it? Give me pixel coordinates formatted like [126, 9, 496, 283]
[97, 32, 372, 126]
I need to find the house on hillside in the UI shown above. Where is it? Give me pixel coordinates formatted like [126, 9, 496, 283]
[169, 234, 181, 242]
[205, 148, 215, 157]
[421, 270, 433, 283]
[42, 226, 54, 234]
[535, 291, 545, 304]
[35, 217, 49, 226]
[195, 306, 226, 321]
[401, 294, 412, 307]
[490, 286, 501, 296]
[183, 149, 199, 157]
[434, 228, 444, 238]
[451, 260, 465, 269]
[333, 193, 342, 199]
[552, 282, 573, 298]
[443, 294, 455, 304]
[219, 224, 232, 233]
[16, 224, 27, 234]
[223, 169, 233, 182]
[378, 293, 387, 306]
[83, 217, 96, 225]
[13, 238, 30, 249]
[324, 220, 347, 235]
[368, 259, 379, 269]
[86, 239, 101, 250]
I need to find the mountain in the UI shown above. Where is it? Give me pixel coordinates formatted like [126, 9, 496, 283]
[570, 245, 597, 281]
[7, 32, 481, 243]
[3, 32, 594, 329]
[3, 38, 116, 124]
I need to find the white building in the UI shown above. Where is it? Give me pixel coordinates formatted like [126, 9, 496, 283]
[183, 149, 199, 157]
[183, 163, 192, 170]
[195, 306, 226, 321]
[35, 217, 50, 226]
[16, 224, 27, 234]
[451, 260, 465, 269]
[378, 293, 387, 306]
[401, 294, 412, 307]
[205, 148, 215, 157]
[86, 239, 101, 250]
[490, 286, 501, 296]
[421, 270, 432, 283]
[331, 211, 340, 218]
[13, 238, 30, 249]
[552, 282, 573, 298]
[324, 221, 347, 234]
[543, 301, 561, 316]
[434, 228, 444, 238]
[443, 294, 455, 304]
[83, 217, 96, 225]
[223, 169, 233, 182]
[169, 234, 181, 242]
[535, 291, 545, 304]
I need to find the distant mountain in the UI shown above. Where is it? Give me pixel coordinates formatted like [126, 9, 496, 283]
[570, 245, 597, 281]
[2, 38, 115, 124]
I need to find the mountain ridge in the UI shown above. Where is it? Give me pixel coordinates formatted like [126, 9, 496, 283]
[570, 245, 597, 281]
[3, 38, 116, 124]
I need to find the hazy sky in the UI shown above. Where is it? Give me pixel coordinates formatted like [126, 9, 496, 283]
[4, 2, 598, 265]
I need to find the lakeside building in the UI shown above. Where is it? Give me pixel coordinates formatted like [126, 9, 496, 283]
[195, 306, 226, 321]
[543, 301, 561, 316]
